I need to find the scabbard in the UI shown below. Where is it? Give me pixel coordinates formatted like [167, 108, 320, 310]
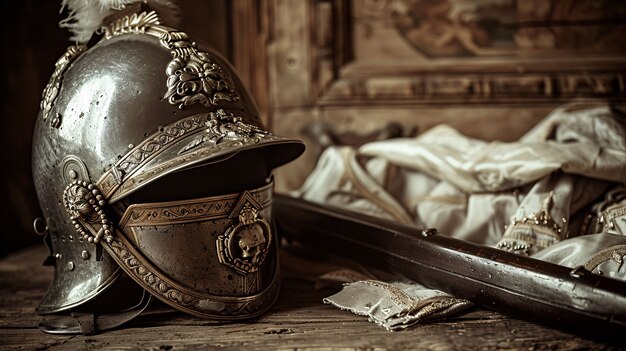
[274, 194, 626, 339]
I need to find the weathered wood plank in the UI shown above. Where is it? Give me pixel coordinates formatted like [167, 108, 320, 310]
[0, 245, 622, 350]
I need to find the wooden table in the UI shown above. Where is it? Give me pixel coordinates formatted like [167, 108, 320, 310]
[1, 245, 623, 350]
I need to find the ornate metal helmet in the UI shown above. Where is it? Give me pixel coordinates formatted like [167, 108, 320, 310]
[32, 3, 304, 334]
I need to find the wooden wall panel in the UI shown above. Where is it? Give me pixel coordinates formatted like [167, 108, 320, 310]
[256, 0, 626, 191]
[268, 0, 314, 109]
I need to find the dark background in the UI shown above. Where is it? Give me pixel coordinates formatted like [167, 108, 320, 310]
[3, 0, 625, 258]
[0, 0, 231, 257]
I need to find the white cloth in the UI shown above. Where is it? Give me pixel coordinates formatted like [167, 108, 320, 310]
[532, 233, 626, 282]
[359, 105, 626, 193]
[294, 104, 626, 330]
[323, 281, 471, 331]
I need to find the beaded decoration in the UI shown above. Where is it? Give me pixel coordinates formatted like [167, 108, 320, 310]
[63, 180, 113, 244]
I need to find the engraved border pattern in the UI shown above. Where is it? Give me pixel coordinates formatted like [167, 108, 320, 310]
[104, 231, 279, 319]
[117, 115, 205, 175]
[98, 111, 288, 201]
[120, 182, 273, 227]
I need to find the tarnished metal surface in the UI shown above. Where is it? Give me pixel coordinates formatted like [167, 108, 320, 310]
[32, 3, 304, 325]
[111, 182, 279, 318]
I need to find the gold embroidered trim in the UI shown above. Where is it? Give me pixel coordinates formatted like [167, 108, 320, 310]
[499, 192, 566, 255]
[361, 280, 470, 317]
[584, 245, 626, 272]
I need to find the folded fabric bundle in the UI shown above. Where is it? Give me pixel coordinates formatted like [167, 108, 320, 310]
[294, 103, 626, 330]
[323, 281, 472, 331]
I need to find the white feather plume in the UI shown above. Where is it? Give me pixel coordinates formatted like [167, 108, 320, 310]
[60, 0, 180, 43]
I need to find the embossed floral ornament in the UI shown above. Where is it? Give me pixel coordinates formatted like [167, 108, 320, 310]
[64, 183, 96, 221]
[178, 110, 269, 154]
[206, 110, 267, 143]
[161, 31, 240, 109]
[63, 181, 113, 244]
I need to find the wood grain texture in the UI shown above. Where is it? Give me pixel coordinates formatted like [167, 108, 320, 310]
[0, 245, 623, 350]
[255, 0, 626, 192]
[231, 0, 273, 129]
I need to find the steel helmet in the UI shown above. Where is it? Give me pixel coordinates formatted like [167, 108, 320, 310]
[32, 2, 304, 334]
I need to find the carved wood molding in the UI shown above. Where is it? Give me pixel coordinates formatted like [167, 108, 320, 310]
[268, 0, 626, 108]
[320, 71, 626, 105]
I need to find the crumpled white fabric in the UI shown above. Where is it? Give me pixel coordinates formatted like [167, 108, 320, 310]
[532, 233, 626, 282]
[294, 104, 626, 330]
[358, 105, 626, 193]
[323, 281, 472, 331]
